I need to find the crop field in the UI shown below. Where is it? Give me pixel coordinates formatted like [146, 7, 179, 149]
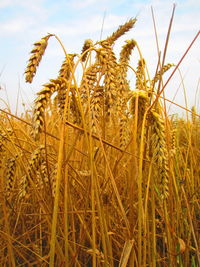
[0, 17, 199, 266]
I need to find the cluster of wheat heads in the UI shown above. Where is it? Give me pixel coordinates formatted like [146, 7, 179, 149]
[0, 18, 199, 266]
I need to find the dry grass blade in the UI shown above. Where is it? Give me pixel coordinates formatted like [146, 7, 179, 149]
[119, 240, 134, 267]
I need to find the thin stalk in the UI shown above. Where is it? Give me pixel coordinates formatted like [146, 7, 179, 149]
[151, 180, 156, 267]
[94, 164, 111, 266]
[163, 200, 175, 266]
[157, 4, 176, 96]
[129, 87, 139, 266]
[49, 36, 71, 265]
[181, 186, 200, 264]
[143, 160, 153, 266]
[137, 110, 148, 266]
[49, 121, 66, 266]
[1, 199, 16, 266]
[177, 68, 189, 122]
[150, 30, 200, 110]
[64, 154, 69, 265]
[129, 94, 139, 232]
[98, 134, 130, 236]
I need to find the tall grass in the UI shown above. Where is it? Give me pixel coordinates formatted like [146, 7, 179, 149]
[0, 17, 199, 266]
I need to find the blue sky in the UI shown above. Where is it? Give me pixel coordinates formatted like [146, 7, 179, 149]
[0, 0, 199, 115]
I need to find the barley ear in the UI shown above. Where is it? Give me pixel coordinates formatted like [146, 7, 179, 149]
[24, 34, 52, 83]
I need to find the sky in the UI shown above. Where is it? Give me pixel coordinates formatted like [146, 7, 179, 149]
[0, 0, 199, 116]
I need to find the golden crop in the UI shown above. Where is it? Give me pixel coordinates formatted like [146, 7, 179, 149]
[0, 18, 199, 266]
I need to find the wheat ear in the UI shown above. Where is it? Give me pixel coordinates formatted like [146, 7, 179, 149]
[25, 34, 52, 83]
[59, 54, 76, 79]
[90, 86, 104, 133]
[81, 39, 93, 62]
[130, 90, 149, 120]
[19, 145, 46, 199]
[33, 78, 63, 140]
[106, 18, 137, 44]
[97, 41, 119, 117]
[80, 63, 99, 104]
[151, 110, 169, 199]
[117, 39, 137, 139]
[119, 39, 136, 66]
[135, 59, 146, 91]
[152, 63, 174, 84]
[5, 157, 17, 198]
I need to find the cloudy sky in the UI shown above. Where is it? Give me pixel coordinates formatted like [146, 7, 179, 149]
[0, 0, 199, 115]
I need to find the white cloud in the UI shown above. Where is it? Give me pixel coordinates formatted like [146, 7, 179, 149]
[0, 0, 45, 10]
[66, 0, 122, 10]
[67, 0, 98, 9]
[0, 17, 35, 34]
[0, 0, 12, 8]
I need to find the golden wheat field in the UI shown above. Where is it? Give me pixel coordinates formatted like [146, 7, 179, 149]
[0, 17, 199, 266]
